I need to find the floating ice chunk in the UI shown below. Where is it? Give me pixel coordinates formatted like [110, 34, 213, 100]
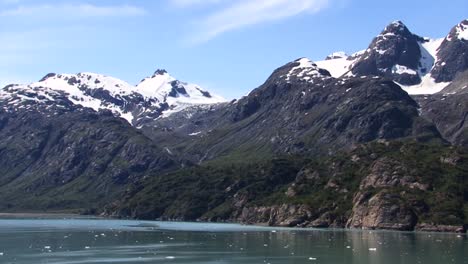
[85, 246, 90, 249]
[346, 246, 351, 249]
[44, 246, 51, 249]
[0, 252, 3, 256]
[309, 257, 317, 260]
[165, 256, 175, 259]
[369, 248, 377, 251]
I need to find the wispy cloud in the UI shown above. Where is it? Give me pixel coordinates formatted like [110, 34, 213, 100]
[0, 3, 147, 19]
[178, 0, 330, 43]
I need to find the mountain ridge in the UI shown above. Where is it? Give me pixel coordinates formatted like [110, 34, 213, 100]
[1, 70, 226, 126]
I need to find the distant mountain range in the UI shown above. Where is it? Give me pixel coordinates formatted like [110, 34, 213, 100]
[0, 19, 467, 233]
[1, 69, 225, 127]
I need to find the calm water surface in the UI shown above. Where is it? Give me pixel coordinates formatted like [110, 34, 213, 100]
[0, 218, 466, 264]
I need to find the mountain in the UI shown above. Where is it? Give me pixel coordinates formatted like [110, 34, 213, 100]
[350, 21, 426, 85]
[1, 70, 226, 127]
[431, 19, 468, 82]
[135, 57, 443, 166]
[0, 20, 467, 232]
[109, 20, 467, 232]
[0, 91, 179, 212]
[0, 69, 224, 211]
[317, 19, 468, 95]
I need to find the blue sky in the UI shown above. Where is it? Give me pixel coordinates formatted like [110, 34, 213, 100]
[1, 0, 466, 99]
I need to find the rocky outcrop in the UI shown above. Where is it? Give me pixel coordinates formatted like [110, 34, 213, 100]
[345, 155, 432, 231]
[232, 204, 313, 227]
[415, 223, 466, 233]
[347, 191, 417, 231]
[229, 204, 345, 228]
[359, 157, 429, 191]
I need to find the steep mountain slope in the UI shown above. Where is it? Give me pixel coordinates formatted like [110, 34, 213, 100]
[0, 85, 179, 212]
[415, 70, 468, 146]
[3, 70, 225, 127]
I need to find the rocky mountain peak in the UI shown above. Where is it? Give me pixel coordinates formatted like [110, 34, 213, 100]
[447, 19, 468, 41]
[152, 69, 169, 77]
[349, 21, 424, 85]
[382, 20, 412, 36]
[431, 19, 468, 83]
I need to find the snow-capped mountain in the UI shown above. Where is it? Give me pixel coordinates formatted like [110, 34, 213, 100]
[0, 70, 226, 126]
[316, 19, 468, 95]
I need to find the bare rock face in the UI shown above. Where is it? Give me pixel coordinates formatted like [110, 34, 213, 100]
[346, 157, 428, 231]
[360, 157, 429, 191]
[233, 204, 313, 227]
[347, 191, 417, 231]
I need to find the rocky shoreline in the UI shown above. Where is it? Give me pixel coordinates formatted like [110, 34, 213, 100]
[213, 204, 468, 234]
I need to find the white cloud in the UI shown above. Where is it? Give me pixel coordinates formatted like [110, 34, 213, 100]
[0, 3, 147, 19]
[184, 0, 330, 43]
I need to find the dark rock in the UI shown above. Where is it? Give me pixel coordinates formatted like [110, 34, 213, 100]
[39, 73, 57, 82]
[431, 19, 468, 82]
[350, 21, 424, 85]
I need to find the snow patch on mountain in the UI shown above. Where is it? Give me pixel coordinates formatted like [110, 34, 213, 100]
[136, 70, 225, 106]
[314, 23, 452, 95]
[448, 19, 468, 41]
[392, 65, 418, 75]
[397, 75, 449, 95]
[316, 57, 353, 78]
[285, 58, 328, 82]
[1, 70, 226, 125]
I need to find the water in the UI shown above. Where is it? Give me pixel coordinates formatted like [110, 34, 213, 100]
[0, 218, 466, 264]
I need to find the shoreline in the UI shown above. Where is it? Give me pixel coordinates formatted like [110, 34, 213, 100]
[1, 213, 466, 234]
[0, 212, 99, 219]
